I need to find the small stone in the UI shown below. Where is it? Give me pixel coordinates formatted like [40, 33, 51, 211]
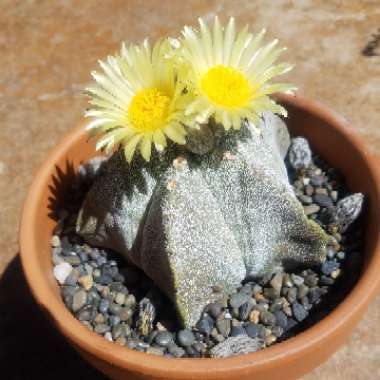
[305, 185, 314, 196]
[230, 292, 250, 309]
[76, 305, 95, 321]
[207, 302, 223, 319]
[115, 292, 126, 305]
[292, 302, 308, 322]
[109, 303, 122, 316]
[64, 255, 82, 266]
[321, 260, 340, 275]
[337, 251, 346, 260]
[304, 204, 320, 215]
[196, 314, 214, 336]
[230, 325, 247, 337]
[290, 274, 304, 286]
[104, 332, 113, 341]
[244, 323, 259, 338]
[259, 311, 276, 326]
[94, 323, 111, 334]
[304, 274, 319, 287]
[78, 274, 93, 291]
[320, 275, 335, 285]
[330, 191, 338, 202]
[286, 287, 297, 304]
[310, 175, 324, 187]
[72, 289, 87, 312]
[331, 269, 341, 279]
[168, 343, 186, 357]
[313, 194, 333, 208]
[137, 298, 156, 336]
[239, 300, 254, 321]
[298, 194, 313, 205]
[210, 336, 263, 358]
[124, 294, 136, 309]
[177, 329, 195, 347]
[51, 235, 61, 248]
[285, 318, 298, 331]
[98, 298, 110, 314]
[216, 319, 231, 338]
[333, 193, 364, 232]
[270, 272, 283, 294]
[53, 263, 73, 285]
[288, 137, 312, 170]
[146, 346, 164, 356]
[297, 284, 309, 299]
[118, 307, 133, 322]
[265, 335, 277, 345]
[274, 310, 288, 329]
[94, 313, 106, 324]
[155, 331, 173, 347]
[271, 325, 284, 338]
[111, 324, 126, 340]
[249, 309, 260, 324]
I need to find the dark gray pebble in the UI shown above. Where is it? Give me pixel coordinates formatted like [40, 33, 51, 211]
[168, 343, 185, 357]
[292, 302, 308, 322]
[196, 314, 214, 335]
[274, 310, 288, 329]
[297, 284, 309, 299]
[207, 302, 223, 319]
[230, 325, 247, 337]
[286, 287, 298, 304]
[229, 292, 250, 309]
[155, 331, 173, 347]
[98, 298, 110, 314]
[216, 319, 231, 338]
[313, 194, 333, 208]
[239, 301, 254, 321]
[177, 329, 195, 347]
[244, 323, 259, 338]
[310, 175, 324, 187]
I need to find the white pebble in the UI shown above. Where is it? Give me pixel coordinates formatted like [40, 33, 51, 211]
[104, 332, 113, 341]
[53, 263, 73, 284]
[51, 235, 61, 248]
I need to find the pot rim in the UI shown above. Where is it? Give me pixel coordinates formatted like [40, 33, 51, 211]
[19, 93, 380, 378]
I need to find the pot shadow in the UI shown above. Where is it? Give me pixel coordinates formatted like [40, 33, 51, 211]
[0, 255, 108, 380]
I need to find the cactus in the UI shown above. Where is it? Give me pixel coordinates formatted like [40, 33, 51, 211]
[77, 113, 328, 327]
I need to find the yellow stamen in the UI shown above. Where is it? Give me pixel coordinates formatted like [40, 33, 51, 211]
[128, 88, 170, 132]
[201, 65, 251, 108]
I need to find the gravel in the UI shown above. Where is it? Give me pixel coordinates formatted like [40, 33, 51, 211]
[51, 138, 364, 358]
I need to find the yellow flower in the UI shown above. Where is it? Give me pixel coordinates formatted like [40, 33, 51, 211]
[180, 17, 296, 130]
[85, 39, 189, 162]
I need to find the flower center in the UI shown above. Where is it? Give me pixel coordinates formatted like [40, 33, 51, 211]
[128, 88, 170, 132]
[201, 65, 251, 108]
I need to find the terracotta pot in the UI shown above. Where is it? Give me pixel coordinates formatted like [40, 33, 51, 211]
[19, 93, 380, 380]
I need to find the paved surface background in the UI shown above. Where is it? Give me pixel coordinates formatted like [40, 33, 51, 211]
[0, 1, 379, 379]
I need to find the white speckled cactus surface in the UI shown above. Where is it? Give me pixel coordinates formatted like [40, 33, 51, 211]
[77, 114, 328, 327]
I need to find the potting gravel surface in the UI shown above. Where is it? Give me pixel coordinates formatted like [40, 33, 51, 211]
[51, 137, 364, 358]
